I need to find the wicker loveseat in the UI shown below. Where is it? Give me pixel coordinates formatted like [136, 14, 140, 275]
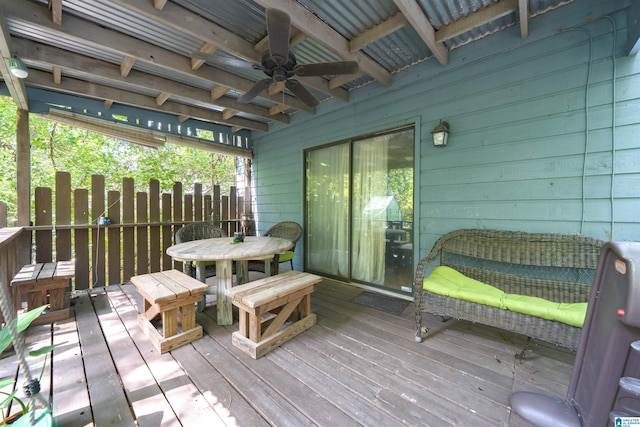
[413, 229, 605, 350]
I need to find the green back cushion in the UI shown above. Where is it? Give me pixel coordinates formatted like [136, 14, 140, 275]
[423, 266, 587, 327]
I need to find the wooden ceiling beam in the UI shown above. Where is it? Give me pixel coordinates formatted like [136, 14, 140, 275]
[52, 65, 61, 84]
[12, 38, 290, 124]
[519, 0, 530, 37]
[269, 104, 287, 115]
[211, 85, 230, 100]
[156, 92, 170, 106]
[26, 69, 269, 131]
[120, 55, 136, 77]
[393, 0, 448, 65]
[222, 109, 238, 120]
[44, 109, 166, 148]
[153, 0, 168, 11]
[112, 0, 261, 63]
[435, 0, 519, 43]
[191, 42, 217, 71]
[349, 12, 408, 52]
[49, 0, 62, 25]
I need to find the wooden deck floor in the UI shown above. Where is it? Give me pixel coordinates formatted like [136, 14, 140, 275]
[1, 275, 576, 426]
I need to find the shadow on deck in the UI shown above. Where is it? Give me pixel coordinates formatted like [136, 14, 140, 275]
[1, 275, 575, 426]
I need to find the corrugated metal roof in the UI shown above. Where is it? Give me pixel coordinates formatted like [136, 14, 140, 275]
[6, 0, 574, 136]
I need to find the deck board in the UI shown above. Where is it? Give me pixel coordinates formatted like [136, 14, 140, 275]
[0, 275, 575, 426]
[51, 314, 93, 427]
[74, 291, 134, 426]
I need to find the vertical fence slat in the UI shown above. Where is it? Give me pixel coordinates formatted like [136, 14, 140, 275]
[136, 192, 148, 275]
[162, 193, 172, 271]
[194, 183, 202, 221]
[172, 182, 182, 270]
[184, 195, 193, 222]
[108, 191, 121, 285]
[122, 178, 135, 282]
[229, 186, 237, 235]
[244, 185, 255, 235]
[55, 171, 72, 260]
[212, 185, 221, 227]
[0, 201, 6, 227]
[222, 195, 229, 236]
[74, 189, 89, 289]
[204, 195, 212, 222]
[149, 180, 160, 273]
[35, 187, 52, 263]
[91, 175, 106, 287]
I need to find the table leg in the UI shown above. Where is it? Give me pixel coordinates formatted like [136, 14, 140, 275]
[217, 259, 234, 325]
[236, 260, 248, 285]
[196, 261, 207, 312]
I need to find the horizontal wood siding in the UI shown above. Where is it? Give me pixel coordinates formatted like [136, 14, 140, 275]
[252, 0, 638, 268]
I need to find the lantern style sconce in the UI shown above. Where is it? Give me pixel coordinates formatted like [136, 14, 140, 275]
[8, 57, 28, 78]
[431, 120, 450, 147]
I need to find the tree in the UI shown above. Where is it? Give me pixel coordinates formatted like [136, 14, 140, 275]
[0, 96, 236, 224]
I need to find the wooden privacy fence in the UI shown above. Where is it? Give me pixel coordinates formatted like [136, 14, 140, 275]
[29, 171, 253, 289]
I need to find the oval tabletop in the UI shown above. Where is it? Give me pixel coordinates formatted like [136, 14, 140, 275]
[166, 236, 293, 262]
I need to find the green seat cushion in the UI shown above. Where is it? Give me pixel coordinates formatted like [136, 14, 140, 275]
[503, 294, 587, 328]
[423, 266, 506, 309]
[423, 266, 587, 327]
[278, 251, 294, 263]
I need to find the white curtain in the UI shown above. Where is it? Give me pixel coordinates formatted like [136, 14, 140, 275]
[306, 144, 350, 278]
[351, 136, 388, 284]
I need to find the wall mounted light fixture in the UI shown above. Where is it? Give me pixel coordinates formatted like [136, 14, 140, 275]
[8, 57, 28, 79]
[431, 120, 450, 147]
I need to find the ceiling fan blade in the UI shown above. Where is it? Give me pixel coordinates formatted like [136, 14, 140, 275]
[190, 51, 256, 70]
[238, 78, 272, 103]
[266, 8, 291, 64]
[295, 61, 359, 77]
[285, 79, 319, 107]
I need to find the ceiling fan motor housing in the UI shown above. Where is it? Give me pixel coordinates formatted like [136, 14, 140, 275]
[262, 51, 298, 81]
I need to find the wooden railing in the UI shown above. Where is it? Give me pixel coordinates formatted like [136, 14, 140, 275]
[0, 226, 29, 324]
[0, 171, 254, 292]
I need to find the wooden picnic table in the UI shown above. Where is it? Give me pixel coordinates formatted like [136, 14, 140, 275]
[166, 236, 293, 325]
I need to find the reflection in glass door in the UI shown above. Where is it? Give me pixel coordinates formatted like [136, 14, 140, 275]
[305, 127, 414, 293]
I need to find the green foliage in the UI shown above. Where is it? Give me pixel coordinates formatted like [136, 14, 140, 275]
[0, 305, 48, 354]
[0, 305, 52, 421]
[387, 167, 414, 223]
[0, 96, 236, 224]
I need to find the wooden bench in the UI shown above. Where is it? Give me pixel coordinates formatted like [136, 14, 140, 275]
[11, 260, 75, 325]
[130, 270, 209, 354]
[225, 270, 321, 359]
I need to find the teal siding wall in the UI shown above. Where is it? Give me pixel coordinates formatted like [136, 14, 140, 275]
[252, 0, 640, 270]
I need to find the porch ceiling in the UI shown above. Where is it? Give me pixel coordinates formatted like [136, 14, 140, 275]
[0, 0, 576, 150]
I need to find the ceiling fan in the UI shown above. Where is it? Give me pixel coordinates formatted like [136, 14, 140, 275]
[192, 8, 359, 108]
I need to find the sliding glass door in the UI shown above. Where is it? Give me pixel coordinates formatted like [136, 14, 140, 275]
[305, 127, 414, 293]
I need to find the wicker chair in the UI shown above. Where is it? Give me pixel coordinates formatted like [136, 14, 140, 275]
[175, 222, 226, 278]
[248, 221, 303, 274]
